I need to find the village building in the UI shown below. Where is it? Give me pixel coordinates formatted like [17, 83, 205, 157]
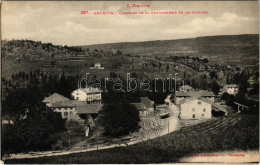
[71, 87, 102, 103]
[132, 103, 147, 117]
[223, 84, 239, 95]
[132, 97, 155, 117]
[42, 93, 70, 107]
[174, 91, 215, 105]
[43, 92, 103, 119]
[178, 85, 194, 92]
[76, 103, 102, 119]
[90, 63, 104, 69]
[178, 97, 230, 120]
[49, 100, 77, 119]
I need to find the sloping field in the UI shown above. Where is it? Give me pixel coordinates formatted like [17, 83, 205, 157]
[5, 114, 259, 164]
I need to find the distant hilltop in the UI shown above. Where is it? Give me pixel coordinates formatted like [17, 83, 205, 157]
[80, 34, 259, 66]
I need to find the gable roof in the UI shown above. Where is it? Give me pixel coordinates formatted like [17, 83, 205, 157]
[76, 104, 103, 114]
[179, 85, 194, 90]
[49, 100, 76, 108]
[140, 97, 154, 108]
[224, 84, 238, 88]
[179, 97, 229, 113]
[78, 87, 102, 93]
[131, 103, 146, 111]
[175, 91, 215, 97]
[42, 93, 70, 103]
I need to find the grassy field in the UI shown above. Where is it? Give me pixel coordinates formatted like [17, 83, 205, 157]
[5, 114, 259, 163]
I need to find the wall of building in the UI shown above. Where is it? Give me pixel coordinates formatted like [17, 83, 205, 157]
[176, 96, 214, 104]
[71, 89, 102, 103]
[180, 99, 212, 120]
[226, 87, 238, 95]
[53, 107, 77, 119]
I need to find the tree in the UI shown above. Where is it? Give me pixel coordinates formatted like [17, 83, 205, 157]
[166, 64, 169, 72]
[98, 103, 140, 137]
[2, 105, 66, 154]
[211, 81, 220, 95]
[221, 92, 235, 106]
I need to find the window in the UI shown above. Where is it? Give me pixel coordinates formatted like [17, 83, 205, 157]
[58, 108, 61, 110]
[64, 112, 68, 117]
[198, 101, 201, 104]
[203, 108, 206, 112]
[70, 107, 72, 110]
[69, 112, 73, 115]
[202, 114, 204, 117]
[192, 108, 195, 111]
[76, 97, 79, 101]
[192, 114, 195, 118]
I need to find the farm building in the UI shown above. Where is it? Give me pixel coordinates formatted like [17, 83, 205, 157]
[132, 97, 155, 117]
[42, 93, 70, 107]
[43, 92, 103, 119]
[178, 85, 194, 92]
[132, 103, 148, 117]
[49, 100, 77, 119]
[174, 91, 215, 105]
[178, 97, 231, 120]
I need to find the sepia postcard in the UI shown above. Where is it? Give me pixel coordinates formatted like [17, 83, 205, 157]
[0, 0, 259, 164]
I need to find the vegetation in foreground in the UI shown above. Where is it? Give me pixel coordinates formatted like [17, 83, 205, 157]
[5, 114, 259, 164]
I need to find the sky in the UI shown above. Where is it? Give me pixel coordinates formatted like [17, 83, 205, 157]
[2, 1, 259, 46]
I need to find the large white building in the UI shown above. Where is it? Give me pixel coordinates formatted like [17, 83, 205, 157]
[178, 97, 230, 120]
[71, 87, 102, 103]
[179, 98, 212, 119]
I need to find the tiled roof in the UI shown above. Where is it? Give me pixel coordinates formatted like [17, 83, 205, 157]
[175, 91, 215, 97]
[78, 87, 102, 93]
[179, 85, 194, 90]
[42, 93, 70, 103]
[49, 100, 76, 108]
[76, 104, 103, 114]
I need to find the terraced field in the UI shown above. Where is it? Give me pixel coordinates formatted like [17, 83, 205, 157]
[5, 114, 259, 164]
[180, 115, 243, 133]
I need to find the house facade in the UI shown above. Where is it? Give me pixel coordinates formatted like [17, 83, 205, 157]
[179, 98, 212, 119]
[178, 96, 231, 120]
[49, 100, 77, 119]
[132, 97, 155, 117]
[71, 87, 102, 103]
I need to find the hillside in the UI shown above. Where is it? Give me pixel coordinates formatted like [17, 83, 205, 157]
[82, 34, 259, 65]
[5, 114, 259, 163]
[1, 34, 259, 79]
